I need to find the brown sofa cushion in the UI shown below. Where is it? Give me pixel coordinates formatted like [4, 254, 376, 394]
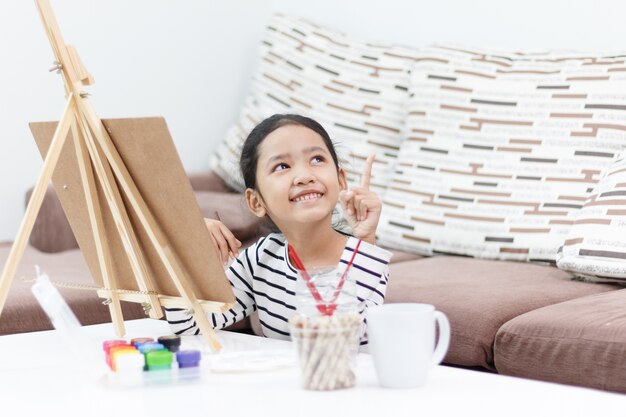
[387, 256, 619, 370]
[0, 243, 145, 335]
[494, 289, 626, 393]
[26, 187, 78, 253]
[388, 249, 422, 264]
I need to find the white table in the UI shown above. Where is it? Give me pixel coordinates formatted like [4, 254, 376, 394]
[0, 319, 623, 417]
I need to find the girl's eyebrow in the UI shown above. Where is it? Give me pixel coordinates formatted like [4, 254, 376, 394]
[303, 146, 327, 155]
[266, 153, 288, 167]
[265, 146, 327, 168]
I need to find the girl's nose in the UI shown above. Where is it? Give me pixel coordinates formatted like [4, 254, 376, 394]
[293, 170, 315, 185]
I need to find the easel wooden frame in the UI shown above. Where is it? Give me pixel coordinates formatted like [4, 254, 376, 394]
[0, 0, 231, 351]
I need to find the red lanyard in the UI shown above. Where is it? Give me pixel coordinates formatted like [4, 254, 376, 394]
[287, 239, 362, 316]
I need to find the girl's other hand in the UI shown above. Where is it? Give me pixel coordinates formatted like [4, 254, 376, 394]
[204, 218, 242, 266]
[339, 154, 381, 244]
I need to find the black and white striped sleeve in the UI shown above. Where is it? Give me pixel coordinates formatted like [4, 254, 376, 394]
[344, 239, 392, 345]
[164, 246, 257, 336]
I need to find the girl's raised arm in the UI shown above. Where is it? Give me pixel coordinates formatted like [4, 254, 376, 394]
[339, 154, 382, 244]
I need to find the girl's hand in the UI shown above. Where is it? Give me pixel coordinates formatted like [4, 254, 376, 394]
[204, 218, 242, 266]
[339, 154, 381, 244]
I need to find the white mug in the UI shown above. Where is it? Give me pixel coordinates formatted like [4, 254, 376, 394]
[366, 303, 450, 388]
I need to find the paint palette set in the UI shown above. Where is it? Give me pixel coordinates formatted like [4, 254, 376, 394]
[103, 335, 202, 387]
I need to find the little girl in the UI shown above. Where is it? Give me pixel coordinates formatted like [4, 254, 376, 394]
[164, 114, 391, 347]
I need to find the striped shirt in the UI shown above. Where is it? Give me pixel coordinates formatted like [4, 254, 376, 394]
[164, 233, 391, 346]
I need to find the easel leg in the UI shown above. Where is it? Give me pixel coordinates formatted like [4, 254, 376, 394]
[71, 116, 126, 336]
[193, 308, 223, 352]
[0, 96, 75, 314]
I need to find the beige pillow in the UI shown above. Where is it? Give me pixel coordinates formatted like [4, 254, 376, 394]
[377, 44, 626, 262]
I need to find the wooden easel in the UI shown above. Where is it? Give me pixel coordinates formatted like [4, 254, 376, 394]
[0, 0, 231, 352]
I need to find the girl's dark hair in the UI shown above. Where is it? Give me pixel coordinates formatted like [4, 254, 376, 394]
[239, 114, 339, 190]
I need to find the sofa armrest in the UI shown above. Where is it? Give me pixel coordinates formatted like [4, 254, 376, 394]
[188, 170, 236, 193]
[25, 186, 78, 253]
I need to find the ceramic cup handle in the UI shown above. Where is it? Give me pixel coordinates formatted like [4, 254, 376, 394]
[431, 310, 451, 366]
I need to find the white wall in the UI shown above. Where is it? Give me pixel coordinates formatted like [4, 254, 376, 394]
[1, 0, 625, 242]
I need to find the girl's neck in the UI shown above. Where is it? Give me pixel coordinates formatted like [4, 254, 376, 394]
[283, 222, 347, 268]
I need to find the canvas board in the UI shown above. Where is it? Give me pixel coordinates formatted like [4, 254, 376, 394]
[29, 117, 235, 305]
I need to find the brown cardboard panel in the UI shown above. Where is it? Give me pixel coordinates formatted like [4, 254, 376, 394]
[29, 117, 234, 305]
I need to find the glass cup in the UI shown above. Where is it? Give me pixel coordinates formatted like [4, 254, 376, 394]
[289, 313, 361, 390]
[293, 265, 358, 317]
[290, 265, 362, 390]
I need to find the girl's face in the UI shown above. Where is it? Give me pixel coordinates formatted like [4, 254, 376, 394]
[247, 124, 346, 231]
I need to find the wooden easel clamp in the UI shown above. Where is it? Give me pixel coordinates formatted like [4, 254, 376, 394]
[0, 0, 232, 352]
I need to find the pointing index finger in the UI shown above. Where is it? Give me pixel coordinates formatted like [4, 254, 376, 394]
[361, 153, 375, 189]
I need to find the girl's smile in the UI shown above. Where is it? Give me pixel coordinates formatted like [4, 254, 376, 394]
[290, 190, 324, 204]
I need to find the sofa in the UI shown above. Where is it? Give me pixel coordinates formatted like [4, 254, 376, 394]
[3, 13, 626, 394]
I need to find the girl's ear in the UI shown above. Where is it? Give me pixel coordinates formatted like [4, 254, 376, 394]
[245, 188, 267, 218]
[338, 168, 348, 191]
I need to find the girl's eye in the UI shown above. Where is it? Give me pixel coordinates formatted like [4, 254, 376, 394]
[273, 163, 289, 172]
[311, 155, 325, 164]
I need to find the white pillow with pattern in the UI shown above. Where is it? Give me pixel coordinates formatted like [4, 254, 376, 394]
[377, 44, 626, 262]
[210, 13, 415, 194]
[557, 150, 626, 283]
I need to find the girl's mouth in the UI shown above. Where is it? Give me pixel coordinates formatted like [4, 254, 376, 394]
[291, 192, 323, 203]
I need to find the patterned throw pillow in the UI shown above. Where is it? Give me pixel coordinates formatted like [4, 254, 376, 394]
[210, 13, 415, 193]
[377, 44, 626, 262]
[557, 151, 626, 283]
